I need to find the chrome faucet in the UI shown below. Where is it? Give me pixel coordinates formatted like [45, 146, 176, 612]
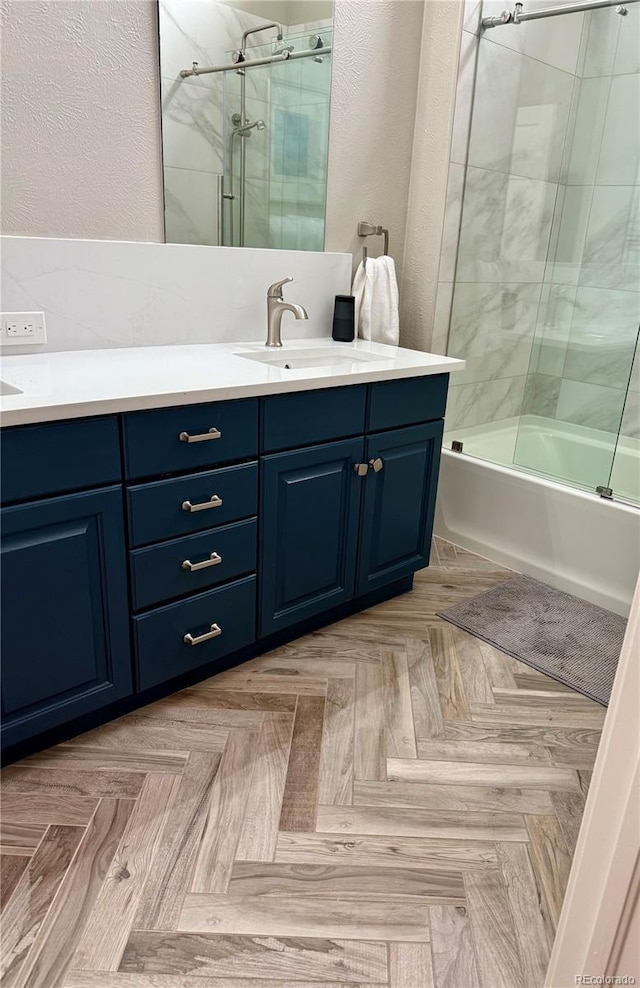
[266, 277, 308, 347]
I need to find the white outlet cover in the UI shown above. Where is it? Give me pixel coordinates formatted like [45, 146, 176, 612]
[1, 312, 47, 346]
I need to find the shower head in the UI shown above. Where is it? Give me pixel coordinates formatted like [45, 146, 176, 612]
[273, 43, 295, 55]
[232, 118, 266, 137]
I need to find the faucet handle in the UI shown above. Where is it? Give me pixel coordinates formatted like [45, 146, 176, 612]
[267, 276, 294, 298]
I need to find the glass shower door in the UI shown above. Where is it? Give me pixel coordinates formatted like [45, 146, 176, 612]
[512, 292, 640, 494]
[221, 58, 271, 248]
[609, 336, 640, 504]
[221, 28, 332, 250]
[268, 30, 332, 252]
[512, 0, 640, 498]
[443, 9, 578, 468]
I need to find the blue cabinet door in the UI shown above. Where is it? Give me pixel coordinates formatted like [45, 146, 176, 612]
[260, 438, 364, 636]
[356, 421, 443, 597]
[1, 486, 132, 748]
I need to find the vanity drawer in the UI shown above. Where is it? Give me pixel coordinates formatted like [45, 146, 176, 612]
[1, 417, 121, 504]
[130, 518, 257, 611]
[122, 399, 258, 480]
[261, 385, 367, 453]
[134, 575, 256, 690]
[367, 374, 449, 432]
[127, 462, 258, 547]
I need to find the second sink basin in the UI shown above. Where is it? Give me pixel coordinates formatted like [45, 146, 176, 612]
[238, 347, 390, 371]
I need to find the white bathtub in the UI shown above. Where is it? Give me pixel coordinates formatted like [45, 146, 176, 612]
[435, 417, 640, 616]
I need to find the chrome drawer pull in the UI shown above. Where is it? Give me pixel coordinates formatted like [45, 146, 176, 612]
[182, 551, 222, 572]
[179, 427, 222, 443]
[183, 622, 222, 646]
[182, 495, 223, 512]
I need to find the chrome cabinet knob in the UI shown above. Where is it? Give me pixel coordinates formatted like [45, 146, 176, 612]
[354, 462, 369, 476]
[369, 457, 384, 473]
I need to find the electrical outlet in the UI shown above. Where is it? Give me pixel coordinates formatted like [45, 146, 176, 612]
[1, 312, 47, 346]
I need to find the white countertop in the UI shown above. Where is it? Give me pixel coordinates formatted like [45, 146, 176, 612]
[0, 338, 464, 427]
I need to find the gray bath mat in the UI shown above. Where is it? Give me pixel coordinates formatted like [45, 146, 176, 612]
[438, 575, 626, 706]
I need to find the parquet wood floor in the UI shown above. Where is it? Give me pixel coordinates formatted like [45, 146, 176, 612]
[0, 538, 605, 987]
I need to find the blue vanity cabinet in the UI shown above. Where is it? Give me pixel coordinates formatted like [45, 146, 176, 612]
[1, 486, 132, 748]
[259, 377, 448, 636]
[0, 417, 121, 504]
[122, 399, 258, 480]
[123, 399, 261, 691]
[367, 374, 448, 432]
[1, 373, 451, 758]
[134, 576, 256, 690]
[260, 438, 364, 636]
[129, 518, 257, 611]
[356, 421, 443, 597]
[126, 463, 258, 547]
[260, 386, 367, 452]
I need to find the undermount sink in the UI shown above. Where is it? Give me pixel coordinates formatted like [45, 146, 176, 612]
[0, 380, 22, 396]
[238, 347, 390, 371]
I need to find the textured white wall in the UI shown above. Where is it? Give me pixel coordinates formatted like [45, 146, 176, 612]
[0, 0, 164, 241]
[401, 0, 463, 352]
[324, 0, 425, 279]
[224, 0, 332, 23]
[0, 0, 463, 358]
[1, 0, 427, 259]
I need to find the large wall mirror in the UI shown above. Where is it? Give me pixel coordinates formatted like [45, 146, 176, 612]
[159, 0, 333, 250]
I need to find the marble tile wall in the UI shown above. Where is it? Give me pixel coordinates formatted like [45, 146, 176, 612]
[441, 0, 640, 451]
[446, 375, 527, 430]
[441, 0, 585, 433]
[0, 236, 352, 351]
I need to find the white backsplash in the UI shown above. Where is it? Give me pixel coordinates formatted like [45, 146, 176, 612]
[0, 237, 351, 352]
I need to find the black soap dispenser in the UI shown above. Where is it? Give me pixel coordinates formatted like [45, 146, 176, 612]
[331, 295, 356, 342]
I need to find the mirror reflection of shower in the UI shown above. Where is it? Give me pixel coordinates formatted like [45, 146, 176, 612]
[223, 17, 333, 248]
[224, 114, 267, 246]
[158, 0, 334, 251]
[232, 117, 266, 135]
[226, 19, 280, 249]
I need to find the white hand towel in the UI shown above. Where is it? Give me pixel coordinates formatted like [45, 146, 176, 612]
[352, 255, 399, 346]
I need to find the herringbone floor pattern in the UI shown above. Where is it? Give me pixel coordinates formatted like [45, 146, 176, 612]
[0, 538, 605, 988]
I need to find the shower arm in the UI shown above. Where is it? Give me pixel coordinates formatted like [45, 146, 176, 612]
[239, 21, 283, 57]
